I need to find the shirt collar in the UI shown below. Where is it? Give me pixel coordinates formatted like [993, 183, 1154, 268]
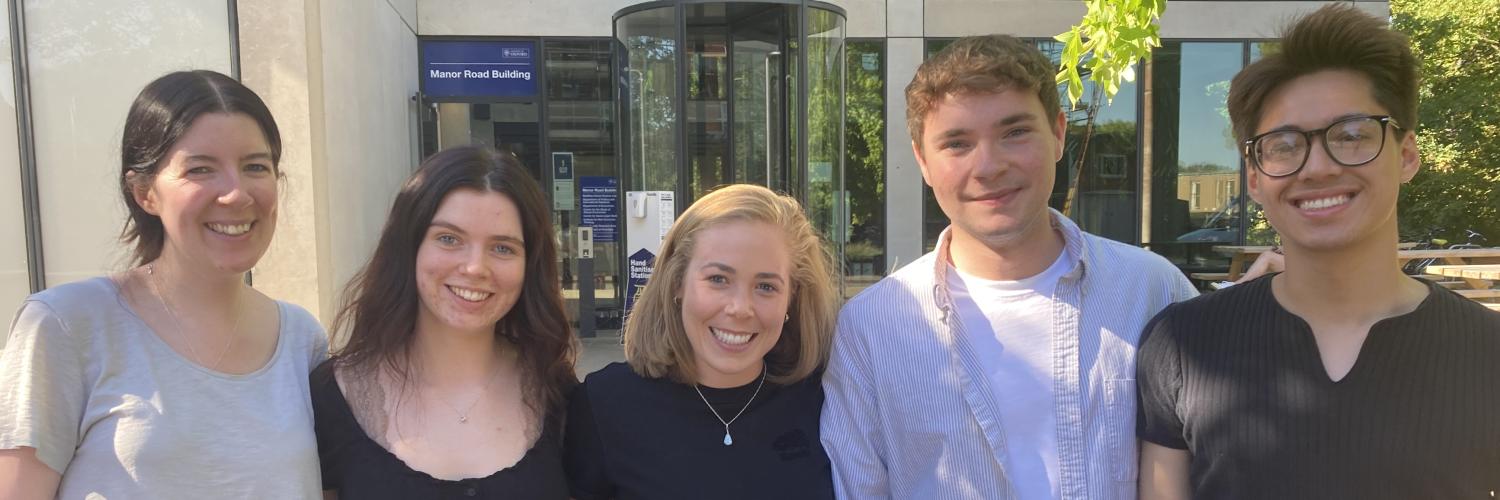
[932, 208, 1089, 314]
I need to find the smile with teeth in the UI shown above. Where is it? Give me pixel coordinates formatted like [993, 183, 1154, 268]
[710, 327, 756, 346]
[1297, 194, 1351, 210]
[447, 285, 492, 302]
[206, 222, 253, 236]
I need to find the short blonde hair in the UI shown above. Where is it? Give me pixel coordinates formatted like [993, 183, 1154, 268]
[623, 184, 837, 385]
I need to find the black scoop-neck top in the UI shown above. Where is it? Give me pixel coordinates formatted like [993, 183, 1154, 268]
[311, 360, 568, 499]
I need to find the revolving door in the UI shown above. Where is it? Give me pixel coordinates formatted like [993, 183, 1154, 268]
[613, 0, 847, 256]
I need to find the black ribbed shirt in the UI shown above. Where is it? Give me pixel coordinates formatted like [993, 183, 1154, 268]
[1137, 275, 1500, 499]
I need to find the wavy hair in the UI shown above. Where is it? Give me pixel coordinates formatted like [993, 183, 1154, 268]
[331, 145, 577, 425]
[1228, 4, 1418, 144]
[623, 184, 838, 385]
[906, 34, 1060, 152]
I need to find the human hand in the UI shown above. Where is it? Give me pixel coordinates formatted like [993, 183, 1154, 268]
[1235, 247, 1284, 283]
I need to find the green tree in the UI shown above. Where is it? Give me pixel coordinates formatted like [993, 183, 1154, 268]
[844, 44, 886, 260]
[1391, 0, 1500, 244]
[1055, 0, 1166, 216]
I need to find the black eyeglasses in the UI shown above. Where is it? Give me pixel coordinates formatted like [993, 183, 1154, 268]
[1243, 115, 1403, 177]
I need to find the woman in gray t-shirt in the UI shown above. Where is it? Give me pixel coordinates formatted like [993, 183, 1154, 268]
[0, 70, 328, 499]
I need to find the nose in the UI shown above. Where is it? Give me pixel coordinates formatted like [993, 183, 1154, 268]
[723, 287, 753, 319]
[458, 247, 491, 278]
[1297, 135, 1342, 181]
[970, 139, 1007, 180]
[217, 171, 254, 209]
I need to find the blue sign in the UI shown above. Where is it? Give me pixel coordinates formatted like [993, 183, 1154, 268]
[552, 152, 574, 180]
[421, 40, 537, 99]
[579, 176, 618, 243]
[624, 248, 655, 315]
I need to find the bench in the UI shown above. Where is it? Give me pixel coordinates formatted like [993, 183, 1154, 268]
[1189, 272, 1230, 282]
[1453, 289, 1500, 299]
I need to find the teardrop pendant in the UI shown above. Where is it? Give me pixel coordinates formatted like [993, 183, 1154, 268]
[723, 432, 733, 446]
[459, 416, 468, 423]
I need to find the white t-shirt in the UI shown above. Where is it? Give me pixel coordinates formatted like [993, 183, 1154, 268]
[946, 247, 1073, 500]
[0, 277, 328, 499]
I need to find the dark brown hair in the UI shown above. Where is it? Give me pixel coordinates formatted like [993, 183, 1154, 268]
[1227, 4, 1418, 144]
[119, 70, 282, 266]
[331, 145, 578, 425]
[906, 35, 1061, 151]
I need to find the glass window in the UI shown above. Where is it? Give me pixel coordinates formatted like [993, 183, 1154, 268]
[844, 40, 885, 296]
[0, 5, 29, 324]
[617, 6, 679, 193]
[546, 39, 619, 326]
[27, 0, 232, 286]
[1245, 41, 1280, 246]
[1148, 41, 1245, 272]
[805, 7, 844, 278]
[1039, 40, 1140, 245]
[686, 29, 730, 202]
[921, 40, 951, 252]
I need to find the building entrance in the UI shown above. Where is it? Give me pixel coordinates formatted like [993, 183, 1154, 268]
[420, 38, 623, 335]
[614, 0, 848, 286]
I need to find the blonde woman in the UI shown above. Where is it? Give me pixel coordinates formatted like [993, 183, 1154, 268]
[564, 184, 838, 500]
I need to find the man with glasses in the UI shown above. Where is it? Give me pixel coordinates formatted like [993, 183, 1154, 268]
[1136, 4, 1500, 499]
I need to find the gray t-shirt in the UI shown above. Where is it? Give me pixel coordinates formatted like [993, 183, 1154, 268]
[0, 277, 329, 499]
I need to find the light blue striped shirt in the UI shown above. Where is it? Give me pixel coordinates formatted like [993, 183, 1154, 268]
[821, 210, 1197, 499]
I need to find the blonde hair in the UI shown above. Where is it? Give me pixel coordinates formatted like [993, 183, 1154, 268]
[623, 184, 837, 385]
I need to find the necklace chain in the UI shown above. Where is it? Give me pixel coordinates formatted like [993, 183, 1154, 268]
[430, 360, 505, 423]
[693, 367, 767, 446]
[145, 263, 238, 371]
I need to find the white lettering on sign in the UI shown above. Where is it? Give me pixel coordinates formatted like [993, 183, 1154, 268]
[427, 68, 533, 81]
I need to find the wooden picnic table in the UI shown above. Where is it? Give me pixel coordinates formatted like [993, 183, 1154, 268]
[1210, 245, 1500, 282]
[1422, 264, 1500, 292]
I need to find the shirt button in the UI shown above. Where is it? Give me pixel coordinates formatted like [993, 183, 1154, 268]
[464, 487, 477, 496]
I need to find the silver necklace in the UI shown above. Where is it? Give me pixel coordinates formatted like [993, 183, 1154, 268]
[145, 263, 238, 371]
[430, 361, 504, 423]
[693, 367, 767, 446]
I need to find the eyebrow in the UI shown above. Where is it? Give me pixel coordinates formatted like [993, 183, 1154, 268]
[933, 112, 1040, 140]
[701, 261, 786, 284]
[185, 152, 274, 163]
[1262, 113, 1375, 133]
[429, 220, 524, 244]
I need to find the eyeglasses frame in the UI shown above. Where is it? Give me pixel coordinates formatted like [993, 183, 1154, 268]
[1242, 115, 1405, 178]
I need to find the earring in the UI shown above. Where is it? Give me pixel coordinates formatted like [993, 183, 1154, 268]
[673, 296, 682, 306]
[784, 313, 790, 323]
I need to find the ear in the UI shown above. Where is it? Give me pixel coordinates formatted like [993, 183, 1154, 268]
[1051, 111, 1068, 161]
[125, 171, 161, 216]
[912, 140, 934, 187]
[1245, 166, 1267, 206]
[1397, 131, 1421, 183]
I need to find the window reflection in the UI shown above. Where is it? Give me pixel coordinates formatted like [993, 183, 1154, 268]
[844, 40, 886, 295]
[1149, 41, 1244, 271]
[546, 39, 620, 324]
[617, 6, 679, 193]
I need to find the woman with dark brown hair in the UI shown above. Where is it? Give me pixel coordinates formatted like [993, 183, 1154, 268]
[312, 145, 577, 499]
[0, 70, 326, 499]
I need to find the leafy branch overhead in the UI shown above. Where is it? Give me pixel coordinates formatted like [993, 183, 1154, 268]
[1054, 0, 1165, 217]
[1055, 0, 1166, 105]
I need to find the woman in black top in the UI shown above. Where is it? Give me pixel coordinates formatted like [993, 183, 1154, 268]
[565, 184, 839, 500]
[312, 146, 577, 498]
